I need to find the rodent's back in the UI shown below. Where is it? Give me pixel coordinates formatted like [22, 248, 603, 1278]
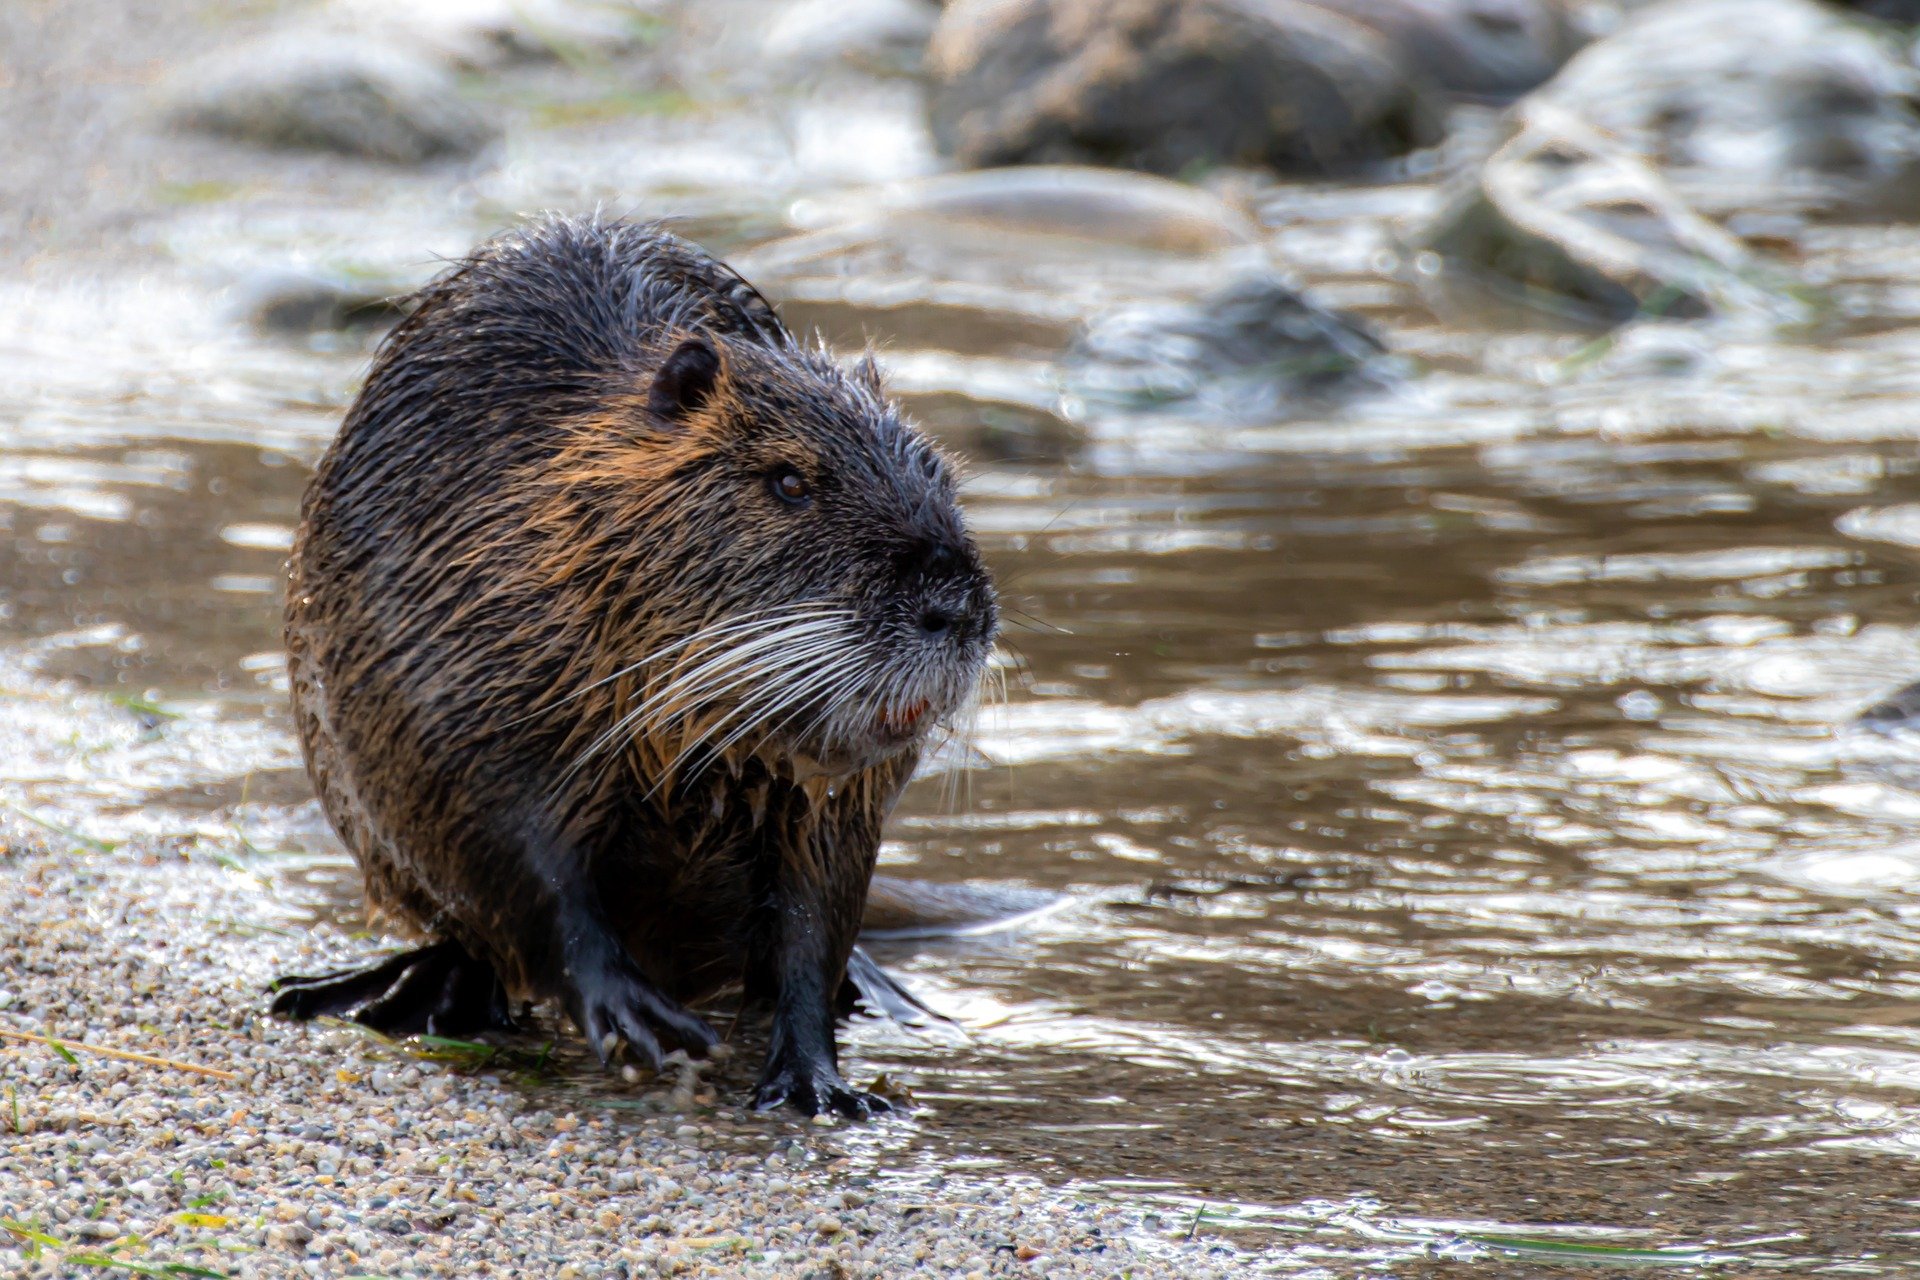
[307, 219, 785, 560]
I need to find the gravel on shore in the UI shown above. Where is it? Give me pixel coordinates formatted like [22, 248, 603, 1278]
[0, 670, 1255, 1280]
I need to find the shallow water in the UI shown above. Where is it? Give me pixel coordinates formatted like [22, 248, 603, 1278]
[10, 85, 1920, 1276]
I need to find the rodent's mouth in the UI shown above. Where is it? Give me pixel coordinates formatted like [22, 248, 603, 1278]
[875, 698, 932, 742]
[781, 696, 937, 780]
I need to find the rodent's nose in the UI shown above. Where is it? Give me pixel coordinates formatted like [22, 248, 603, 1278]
[906, 538, 990, 643]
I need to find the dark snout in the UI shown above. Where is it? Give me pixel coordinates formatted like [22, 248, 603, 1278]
[903, 538, 998, 649]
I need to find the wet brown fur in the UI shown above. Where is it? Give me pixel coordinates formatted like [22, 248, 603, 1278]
[282, 215, 994, 1111]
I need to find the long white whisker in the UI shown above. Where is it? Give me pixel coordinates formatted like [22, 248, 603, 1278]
[614, 633, 840, 756]
[602, 629, 853, 767]
[721, 640, 879, 752]
[618, 636, 849, 772]
[588, 642, 849, 803]
[637, 623, 871, 796]
[776, 663, 872, 751]
[664, 646, 863, 788]
[792, 645, 887, 752]
[704, 656, 848, 759]
[551, 614, 854, 793]
[629, 619, 852, 724]
[509, 606, 843, 728]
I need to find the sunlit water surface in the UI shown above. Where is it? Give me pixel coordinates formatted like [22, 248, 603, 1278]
[7, 160, 1920, 1273]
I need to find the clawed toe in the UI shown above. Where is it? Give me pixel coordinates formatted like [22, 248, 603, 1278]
[269, 941, 512, 1039]
[753, 1059, 895, 1120]
[567, 951, 714, 1074]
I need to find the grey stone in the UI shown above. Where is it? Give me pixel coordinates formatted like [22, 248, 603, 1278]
[1066, 267, 1390, 415]
[325, 0, 660, 71]
[1308, 0, 1584, 100]
[1836, 0, 1920, 23]
[233, 268, 413, 334]
[165, 32, 497, 164]
[1539, 0, 1920, 218]
[1407, 100, 1810, 327]
[926, 0, 1446, 175]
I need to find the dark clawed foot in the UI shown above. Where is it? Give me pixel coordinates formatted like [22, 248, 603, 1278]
[269, 941, 513, 1039]
[753, 1057, 895, 1120]
[566, 948, 715, 1074]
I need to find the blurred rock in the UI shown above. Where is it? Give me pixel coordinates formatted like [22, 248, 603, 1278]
[926, 0, 1446, 175]
[1576, 320, 1717, 379]
[165, 32, 497, 164]
[763, 0, 942, 76]
[1065, 269, 1391, 415]
[326, 0, 661, 70]
[786, 166, 1262, 253]
[902, 393, 1080, 461]
[1311, 0, 1583, 100]
[1858, 679, 1920, 740]
[1408, 100, 1808, 327]
[1540, 0, 1920, 218]
[1836, 0, 1920, 23]
[232, 269, 412, 335]
[1848, 674, 1920, 791]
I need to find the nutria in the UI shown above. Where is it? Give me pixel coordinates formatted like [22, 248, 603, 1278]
[268, 214, 998, 1117]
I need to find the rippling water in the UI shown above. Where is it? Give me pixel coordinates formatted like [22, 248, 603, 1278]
[7, 141, 1920, 1271]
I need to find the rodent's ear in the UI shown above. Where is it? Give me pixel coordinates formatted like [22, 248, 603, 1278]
[648, 336, 723, 423]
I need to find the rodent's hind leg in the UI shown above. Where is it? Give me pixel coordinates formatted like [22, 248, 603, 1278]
[269, 940, 514, 1038]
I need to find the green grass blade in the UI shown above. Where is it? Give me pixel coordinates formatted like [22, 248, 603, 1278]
[1465, 1232, 1711, 1264]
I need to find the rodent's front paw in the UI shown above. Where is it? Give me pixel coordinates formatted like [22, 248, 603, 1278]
[753, 1058, 894, 1120]
[566, 950, 716, 1072]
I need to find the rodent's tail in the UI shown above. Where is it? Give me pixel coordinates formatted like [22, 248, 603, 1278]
[842, 945, 946, 1026]
[844, 879, 1061, 1028]
[859, 876, 1063, 941]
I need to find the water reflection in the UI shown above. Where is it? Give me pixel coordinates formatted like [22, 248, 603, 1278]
[6, 174, 1920, 1271]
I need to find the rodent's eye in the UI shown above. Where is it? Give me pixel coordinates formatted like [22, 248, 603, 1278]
[770, 467, 812, 506]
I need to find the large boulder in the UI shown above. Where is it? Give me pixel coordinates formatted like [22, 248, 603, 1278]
[1310, 0, 1583, 100]
[1539, 0, 1920, 218]
[926, 0, 1446, 175]
[1407, 100, 1809, 327]
[164, 32, 497, 164]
